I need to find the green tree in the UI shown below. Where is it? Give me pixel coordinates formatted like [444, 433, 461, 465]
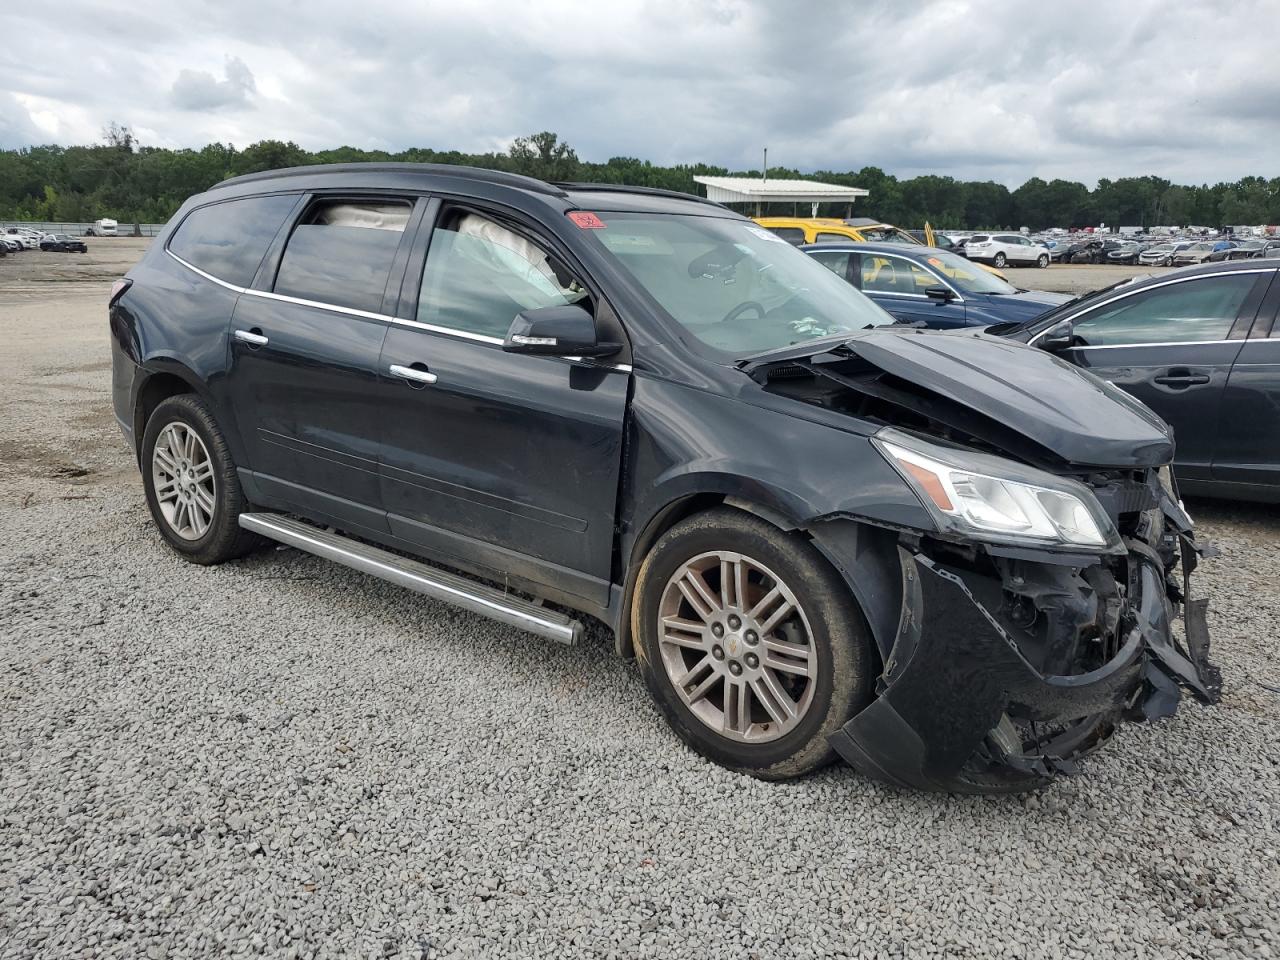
[508, 132, 580, 182]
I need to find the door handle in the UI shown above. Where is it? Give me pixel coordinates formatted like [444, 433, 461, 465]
[1153, 370, 1210, 387]
[389, 363, 438, 385]
[234, 329, 268, 347]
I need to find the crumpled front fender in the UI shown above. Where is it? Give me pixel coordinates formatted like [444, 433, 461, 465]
[828, 549, 1148, 792]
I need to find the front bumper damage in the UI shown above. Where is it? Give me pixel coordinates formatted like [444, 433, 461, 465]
[817, 473, 1221, 793]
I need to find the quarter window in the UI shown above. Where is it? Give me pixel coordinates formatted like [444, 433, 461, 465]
[168, 194, 298, 287]
[274, 200, 411, 314]
[1071, 274, 1257, 347]
[417, 211, 588, 339]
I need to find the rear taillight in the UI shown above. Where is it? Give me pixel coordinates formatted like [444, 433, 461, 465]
[109, 278, 132, 305]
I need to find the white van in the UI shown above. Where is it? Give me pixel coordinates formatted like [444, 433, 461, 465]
[87, 219, 118, 237]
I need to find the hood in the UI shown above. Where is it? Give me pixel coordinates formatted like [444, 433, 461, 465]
[965, 289, 1070, 325]
[741, 329, 1173, 469]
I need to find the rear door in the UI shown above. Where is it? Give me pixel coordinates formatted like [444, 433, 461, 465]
[1044, 270, 1269, 480]
[374, 202, 630, 608]
[1213, 270, 1280, 490]
[226, 194, 423, 533]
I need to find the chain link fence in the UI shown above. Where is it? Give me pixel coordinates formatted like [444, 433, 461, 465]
[2, 221, 166, 237]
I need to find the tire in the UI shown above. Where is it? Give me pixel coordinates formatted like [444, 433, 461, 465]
[1037, 254, 1049, 268]
[993, 252, 1007, 268]
[631, 507, 874, 780]
[140, 394, 263, 565]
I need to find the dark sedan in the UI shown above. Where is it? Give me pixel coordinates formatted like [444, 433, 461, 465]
[40, 234, 88, 252]
[998, 258, 1280, 502]
[802, 241, 1069, 328]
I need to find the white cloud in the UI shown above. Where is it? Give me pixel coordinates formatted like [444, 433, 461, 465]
[171, 56, 256, 111]
[0, 0, 1276, 185]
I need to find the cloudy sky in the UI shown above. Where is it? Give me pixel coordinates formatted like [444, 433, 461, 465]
[1, 0, 1277, 186]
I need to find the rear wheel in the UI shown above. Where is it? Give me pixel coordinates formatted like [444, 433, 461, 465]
[141, 394, 263, 565]
[993, 252, 1007, 268]
[632, 508, 874, 779]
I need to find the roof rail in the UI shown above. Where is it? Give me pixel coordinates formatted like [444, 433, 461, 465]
[554, 182, 726, 208]
[213, 163, 567, 197]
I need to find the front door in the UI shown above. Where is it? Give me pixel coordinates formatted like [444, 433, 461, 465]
[375, 204, 629, 608]
[1054, 271, 1267, 480]
[855, 253, 968, 328]
[226, 195, 420, 532]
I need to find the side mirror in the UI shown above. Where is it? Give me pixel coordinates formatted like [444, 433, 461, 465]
[1038, 320, 1076, 352]
[924, 285, 955, 302]
[503, 303, 621, 358]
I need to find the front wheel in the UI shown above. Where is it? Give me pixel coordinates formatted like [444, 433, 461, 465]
[1037, 254, 1049, 268]
[632, 508, 874, 779]
[141, 394, 263, 565]
[993, 252, 1007, 268]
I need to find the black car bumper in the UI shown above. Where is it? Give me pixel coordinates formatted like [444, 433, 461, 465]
[817, 481, 1219, 793]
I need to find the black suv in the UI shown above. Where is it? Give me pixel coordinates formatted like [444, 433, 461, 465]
[110, 164, 1219, 792]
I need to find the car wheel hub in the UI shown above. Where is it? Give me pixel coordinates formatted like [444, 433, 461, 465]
[657, 550, 816, 744]
[152, 422, 216, 541]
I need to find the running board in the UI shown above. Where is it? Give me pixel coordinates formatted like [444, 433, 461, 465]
[238, 513, 584, 645]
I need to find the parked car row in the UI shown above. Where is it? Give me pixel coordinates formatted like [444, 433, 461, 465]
[936, 228, 1280, 269]
[756, 217, 1010, 278]
[2, 226, 89, 253]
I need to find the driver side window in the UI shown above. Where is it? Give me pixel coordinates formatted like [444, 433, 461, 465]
[860, 256, 934, 294]
[418, 210, 587, 339]
[1071, 275, 1256, 347]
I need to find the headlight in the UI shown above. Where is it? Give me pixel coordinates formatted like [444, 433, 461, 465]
[873, 428, 1122, 552]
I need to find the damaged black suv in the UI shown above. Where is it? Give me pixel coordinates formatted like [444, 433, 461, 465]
[110, 164, 1220, 792]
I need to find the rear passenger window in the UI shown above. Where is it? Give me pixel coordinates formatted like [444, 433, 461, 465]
[766, 227, 806, 245]
[274, 200, 410, 314]
[417, 211, 588, 339]
[167, 194, 298, 287]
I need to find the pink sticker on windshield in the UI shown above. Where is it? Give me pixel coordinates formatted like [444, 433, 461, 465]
[568, 211, 606, 229]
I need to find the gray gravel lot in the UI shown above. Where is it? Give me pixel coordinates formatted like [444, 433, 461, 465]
[2, 241, 1279, 959]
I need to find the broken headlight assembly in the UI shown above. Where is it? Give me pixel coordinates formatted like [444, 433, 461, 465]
[872, 427, 1123, 553]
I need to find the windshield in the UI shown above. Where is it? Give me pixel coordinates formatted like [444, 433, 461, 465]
[916, 249, 1016, 295]
[590, 212, 895, 355]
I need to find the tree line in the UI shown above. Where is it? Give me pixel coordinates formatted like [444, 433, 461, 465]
[1, 128, 1277, 231]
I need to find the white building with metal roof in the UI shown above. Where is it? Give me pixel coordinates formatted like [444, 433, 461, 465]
[693, 176, 869, 216]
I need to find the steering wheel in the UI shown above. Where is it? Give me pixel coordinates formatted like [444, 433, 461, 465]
[721, 301, 766, 324]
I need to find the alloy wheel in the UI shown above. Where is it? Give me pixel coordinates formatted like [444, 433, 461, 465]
[657, 551, 816, 743]
[151, 422, 216, 540]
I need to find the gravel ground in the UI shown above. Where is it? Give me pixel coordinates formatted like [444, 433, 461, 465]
[2, 240, 1279, 959]
[996, 261, 1173, 295]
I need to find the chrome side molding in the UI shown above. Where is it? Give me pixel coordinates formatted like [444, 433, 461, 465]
[238, 513, 583, 645]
